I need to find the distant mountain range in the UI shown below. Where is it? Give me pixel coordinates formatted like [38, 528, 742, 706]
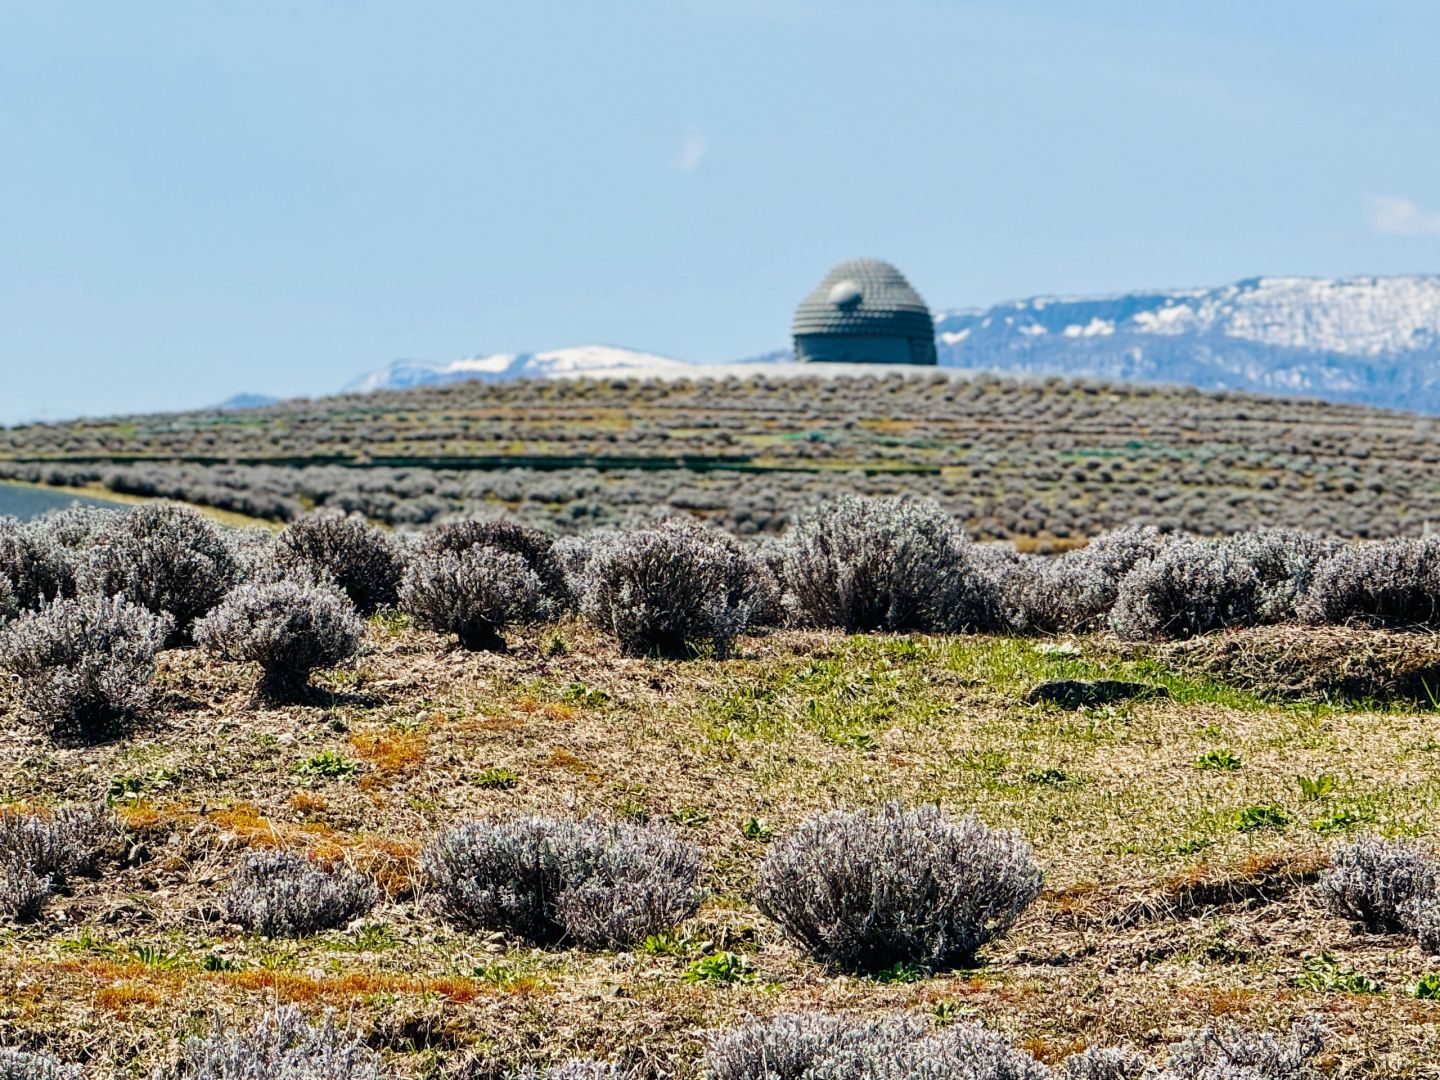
[340, 274, 1440, 412]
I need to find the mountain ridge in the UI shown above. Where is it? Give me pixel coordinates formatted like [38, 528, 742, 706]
[342, 273, 1440, 412]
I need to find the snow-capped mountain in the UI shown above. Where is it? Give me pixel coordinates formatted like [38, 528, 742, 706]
[344, 274, 1440, 412]
[343, 346, 692, 393]
[932, 274, 1440, 409]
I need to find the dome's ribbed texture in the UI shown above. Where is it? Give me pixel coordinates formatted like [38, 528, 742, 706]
[792, 258, 938, 365]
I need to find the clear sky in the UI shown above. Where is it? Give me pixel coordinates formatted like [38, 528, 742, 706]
[3, 1, 1439, 422]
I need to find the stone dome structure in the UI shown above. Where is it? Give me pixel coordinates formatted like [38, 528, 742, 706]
[792, 258, 938, 365]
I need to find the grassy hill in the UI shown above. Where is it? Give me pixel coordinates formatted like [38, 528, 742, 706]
[3, 371, 1439, 539]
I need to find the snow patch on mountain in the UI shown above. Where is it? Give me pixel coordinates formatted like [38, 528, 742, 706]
[342, 274, 1440, 412]
[344, 345, 693, 394]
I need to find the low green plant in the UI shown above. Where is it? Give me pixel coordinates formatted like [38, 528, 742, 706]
[292, 751, 357, 779]
[614, 795, 650, 822]
[1310, 806, 1368, 834]
[1297, 773, 1338, 801]
[671, 808, 710, 827]
[682, 951, 754, 984]
[1236, 804, 1290, 832]
[1023, 767, 1069, 786]
[871, 960, 927, 984]
[1292, 952, 1381, 994]
[1195, 748, 1241, 771]
[107, 768, 179, 804]
[741, 816, 774, 842]
[638, 931, 692, 957]
[202, 953, 242, 972]
[368, 610, 411, 637]
[350, 923, 398, 951]
[131, 944, 182, 969]
[475, 767, 520, 790]
[930, 1000, 967, 1025]
[1414, 973, 1440, 999]
[562, 682, 610, 707]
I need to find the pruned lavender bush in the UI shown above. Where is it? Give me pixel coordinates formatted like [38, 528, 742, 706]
[704, 1012, 1049, 1080]
[194, 581, 363, 703]
[227, 527, 279, 584]
[422, 815, 704, 948]
[1224, 529, 1344, 624]
[399, 547, 549, 651]
[705, 1011, 1326, 1080]
[509, 1063, 630, 1080]
[746, 535, 787, 628]
[1110, 537, 1262, 640]
[578, 519, 765, 658]
[78, 503, 240, 643]
[0, 805, 113, 921]
[1301, 536, 1440, 629]
[25, 505, 121, 552]
[0, 1048, 83, 1080]
[779, 496, 1005, 633]
[0, 595, 171, 735]
[161, 1006, 382, 1080]
[273, 510, 407, 615]
[1058, 1047, 1151, 1080]
[1159, 1015, 1327, 1080]
[0, 577, 15, 626]
[1011, 525, 1168, 633]
[0, 521, 73, 613]
[754, 802, 1043, 972]
[552, 530, 620, 608]
[1319, 835, 1440, 933]
[420, 518, 568, 607]
[224, 850, 377, 938]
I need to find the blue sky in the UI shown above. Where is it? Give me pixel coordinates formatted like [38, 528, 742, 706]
[3, 1, 1439, 422]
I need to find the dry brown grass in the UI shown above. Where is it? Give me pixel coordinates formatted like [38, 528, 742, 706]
[3, 621, 1440, 1074]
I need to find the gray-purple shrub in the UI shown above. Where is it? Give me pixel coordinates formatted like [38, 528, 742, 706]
[754, 802, 1043, 973]
[78, 503, 240, 642]
[1223, 529, 1344, 624]
[224, 850, 377, 938]
[24, 505, 121, 553]
[705, 1011, 1326, 1080]
[0, 1048, 83, 1080]
[0, 521, 73, 613]
[0, 577, 15, 626]
[161, 1006, 382, 1080]
[0, 595, 171, 735]
[1110, 537, 1262, 640]
[422, 815, 704, 948]
[1058, 1047, 1150, 1080]
[419, 518, 568, 607]
[400, 546, 550, 651]
[509, 1063, 630, 1080]
[1319, 835, 1440, 933]
[578, 519, 765, 658]
[1158, 1015, 1327, 1080]
[1011, 525, 1168, 634]
[193, 581, 364, 702]
[0, 805, 113, 921]
[273, 510, 407, 615]
[779, 496, 1006, 633]
[704, 1012, 1050, 1080]
[1301, 536, 1440, 629]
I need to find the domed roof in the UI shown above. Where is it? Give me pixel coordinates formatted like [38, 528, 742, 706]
[791, 258, 937, 365]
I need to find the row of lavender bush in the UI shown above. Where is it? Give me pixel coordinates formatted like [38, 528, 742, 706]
[0, 1002, 1329, 1079]
[1, 497, 1438, 736]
